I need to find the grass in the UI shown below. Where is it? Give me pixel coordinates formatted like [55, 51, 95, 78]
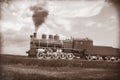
[0, 54, 120, 80]
[0, 65, 120, 80]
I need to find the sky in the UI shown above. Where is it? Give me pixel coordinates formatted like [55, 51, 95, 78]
[0, 0, 119, 55]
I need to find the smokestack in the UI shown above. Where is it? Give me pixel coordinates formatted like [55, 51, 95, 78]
[33, 32, 37, 38]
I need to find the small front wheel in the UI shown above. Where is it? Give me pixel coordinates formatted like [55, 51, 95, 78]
[36, 52, 44, 59]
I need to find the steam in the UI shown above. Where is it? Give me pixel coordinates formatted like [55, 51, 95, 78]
[30, 3, 48, 32]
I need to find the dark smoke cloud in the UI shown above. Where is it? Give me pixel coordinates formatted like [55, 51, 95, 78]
[30, 4, 48, 32]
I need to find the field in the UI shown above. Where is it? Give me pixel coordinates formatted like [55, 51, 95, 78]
[0, 54, 120, 80]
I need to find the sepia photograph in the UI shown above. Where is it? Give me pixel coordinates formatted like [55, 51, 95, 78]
[0, 0, 120, 80]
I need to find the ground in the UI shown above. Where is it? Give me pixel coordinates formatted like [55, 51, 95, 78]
[0, 54, 120, 80]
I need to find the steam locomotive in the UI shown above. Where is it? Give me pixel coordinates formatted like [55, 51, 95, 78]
[26, 33, 120, 61]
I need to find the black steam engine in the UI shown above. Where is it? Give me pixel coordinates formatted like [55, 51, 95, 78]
[26, 33, 120, 61]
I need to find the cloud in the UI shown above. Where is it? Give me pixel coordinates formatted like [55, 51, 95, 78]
[48, 0, 105, 18]
[85, 21, 96, 27]
[2, 26, 33, 55]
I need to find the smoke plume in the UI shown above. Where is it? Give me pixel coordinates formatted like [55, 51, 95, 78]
[30, 4, 48, 32]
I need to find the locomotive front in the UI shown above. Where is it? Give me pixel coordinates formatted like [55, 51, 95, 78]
[26, 33, 75, 60]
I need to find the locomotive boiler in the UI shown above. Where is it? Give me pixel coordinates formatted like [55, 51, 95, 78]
[26, 33, 120, 61]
